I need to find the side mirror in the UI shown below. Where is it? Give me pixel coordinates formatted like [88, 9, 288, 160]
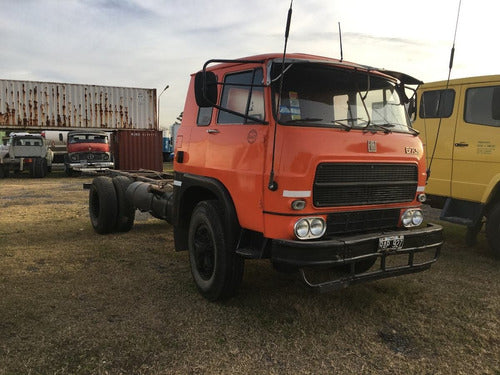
[194, 71, 218, 107]
[492, 87, 500, 120]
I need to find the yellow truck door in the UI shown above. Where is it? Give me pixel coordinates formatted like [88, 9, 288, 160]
[451, 81, 500, 203]
[416, 85, 459, 197]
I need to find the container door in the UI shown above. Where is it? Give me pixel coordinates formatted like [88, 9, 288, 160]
[451, 81, 500, 202]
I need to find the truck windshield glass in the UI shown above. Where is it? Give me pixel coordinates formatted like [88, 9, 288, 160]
[69, 134, 108, 144]
[271, 63, 411, 132]
[15, 138, 43, 146]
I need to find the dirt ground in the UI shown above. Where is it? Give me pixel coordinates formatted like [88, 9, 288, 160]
[0, 174, 499, 374]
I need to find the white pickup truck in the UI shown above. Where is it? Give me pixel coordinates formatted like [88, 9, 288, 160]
[0, 133, 53, 178]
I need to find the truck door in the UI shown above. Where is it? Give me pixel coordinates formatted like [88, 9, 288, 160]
[451, 81, 500, 202]
[418, 87, 458, 197]
[205, 68, 268, 233]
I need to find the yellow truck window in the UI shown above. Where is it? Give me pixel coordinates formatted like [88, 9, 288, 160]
[419, 89, 455, 118]
[465, 86, 500, 127]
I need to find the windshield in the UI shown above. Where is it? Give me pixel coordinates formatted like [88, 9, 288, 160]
[271, 63, 411, 132]
[14, 137, 43, 146]
[68, 134, 108, 144]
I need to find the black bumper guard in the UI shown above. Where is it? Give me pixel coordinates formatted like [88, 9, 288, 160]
[272, 223, 443, 292]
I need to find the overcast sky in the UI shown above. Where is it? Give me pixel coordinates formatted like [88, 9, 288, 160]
[1, 0, 498, 129]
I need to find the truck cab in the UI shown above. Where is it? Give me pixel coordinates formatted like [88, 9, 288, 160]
[0, 132, 52, 178]
[65, 130, 114, 175]
[171, 53, 443, 299]
[413, 75, 500, 257]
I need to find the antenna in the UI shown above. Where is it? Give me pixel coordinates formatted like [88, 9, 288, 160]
[268, 0, 293, 191]
[426, 0, 462, 177]
[338, 22, 343, 62]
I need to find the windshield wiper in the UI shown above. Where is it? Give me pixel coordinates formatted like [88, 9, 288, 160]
[282, 117, 324, 124]
[363, 123, 393, 134]
[408, 126, 420, 136]
[331, 119, 352, 131]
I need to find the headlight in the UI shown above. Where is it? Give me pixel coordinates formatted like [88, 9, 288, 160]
[401, 209, 424, 228]
[294, 220, 310, 238]
[411, 210, 424, 226]
[310, 218, 326, 236]
[103, 154, 109, 160]
[294, 217, 326, 240]
[70, 154, 78, 161]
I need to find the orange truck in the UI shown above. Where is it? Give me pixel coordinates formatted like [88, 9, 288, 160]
[87, 53, 443, 300]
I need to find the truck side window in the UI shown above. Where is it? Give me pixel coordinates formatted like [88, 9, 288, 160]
[218, 69, 265, 124]
[197, 107, 212, 126]
[465, 86, 500, 127]
[419, 89, 455, 118]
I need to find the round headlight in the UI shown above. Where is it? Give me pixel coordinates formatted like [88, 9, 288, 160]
[294, 219, 310, 239]
[103, 154, 109, 160]
[71, 154, 78, 161]
[310, 218, 326, 237]
[402, 211, 412, 227]
[412, 210, 424, 226]
[401, 209, 424, 228]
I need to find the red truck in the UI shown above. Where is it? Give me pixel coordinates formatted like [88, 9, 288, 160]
[87, 53, 443, 300]
[65, 130, 114, 175]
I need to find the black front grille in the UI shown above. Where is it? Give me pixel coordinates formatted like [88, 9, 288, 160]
[313, 163, 418, 207]
[325, 209, 400, 236]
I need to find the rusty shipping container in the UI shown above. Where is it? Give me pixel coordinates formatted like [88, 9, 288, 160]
[112, 130, 163, 171]
[0, 79, 157, 130]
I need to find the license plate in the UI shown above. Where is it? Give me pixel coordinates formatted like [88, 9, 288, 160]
[378, 235, 404, 251]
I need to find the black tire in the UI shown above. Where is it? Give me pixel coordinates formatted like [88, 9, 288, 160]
[89, 176, 118, 234]
[30, 158, 46, 178]
[486, 203, 500, 259]
[112, 176, 135, 232]
[64, 164, 73, 177]
[188, 200, 244, 301]
[0, 165, 8, 178]
[30, 159, 37, 177]
[39, 158, 48, 178]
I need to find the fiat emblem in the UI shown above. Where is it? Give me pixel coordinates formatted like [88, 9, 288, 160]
[367, 140, 377, 153]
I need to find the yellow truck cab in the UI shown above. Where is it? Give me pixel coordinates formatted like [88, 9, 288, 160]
[413, 75, 500, 257]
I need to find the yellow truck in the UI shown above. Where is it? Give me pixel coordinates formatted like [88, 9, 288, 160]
[413, 75, 500, 257]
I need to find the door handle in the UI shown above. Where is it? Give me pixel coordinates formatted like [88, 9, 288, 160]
[454, 142, 469, 147]
[207, 129, 220, 134]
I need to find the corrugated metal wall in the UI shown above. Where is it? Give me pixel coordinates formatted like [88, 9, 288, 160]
[0, 79, 156, 130]
[113, 130, 163, 171]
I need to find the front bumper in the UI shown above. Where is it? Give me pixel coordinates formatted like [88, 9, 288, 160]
[271, 223, 443, 292]
[69, 162, 115, 171]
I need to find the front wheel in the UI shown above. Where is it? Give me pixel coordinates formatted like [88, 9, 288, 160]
[188, 200, 244, 301]
[486, 203, 500, 259]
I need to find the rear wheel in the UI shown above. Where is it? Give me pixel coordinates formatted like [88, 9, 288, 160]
[486, 203, 500, 259]
[112, 176, 135, 232]
[0, 165, 9, 178]
[89, 176, 117, 234]
[39, 158, 48, 178]
[188, 200, 244, 301]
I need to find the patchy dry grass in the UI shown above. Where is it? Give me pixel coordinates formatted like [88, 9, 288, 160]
[0, 173, 499, 374]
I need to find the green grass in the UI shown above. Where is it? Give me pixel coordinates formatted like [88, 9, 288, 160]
[0, 176, 499, 374]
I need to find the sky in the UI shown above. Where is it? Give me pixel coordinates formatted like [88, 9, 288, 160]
[1, 0, 499, 130]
